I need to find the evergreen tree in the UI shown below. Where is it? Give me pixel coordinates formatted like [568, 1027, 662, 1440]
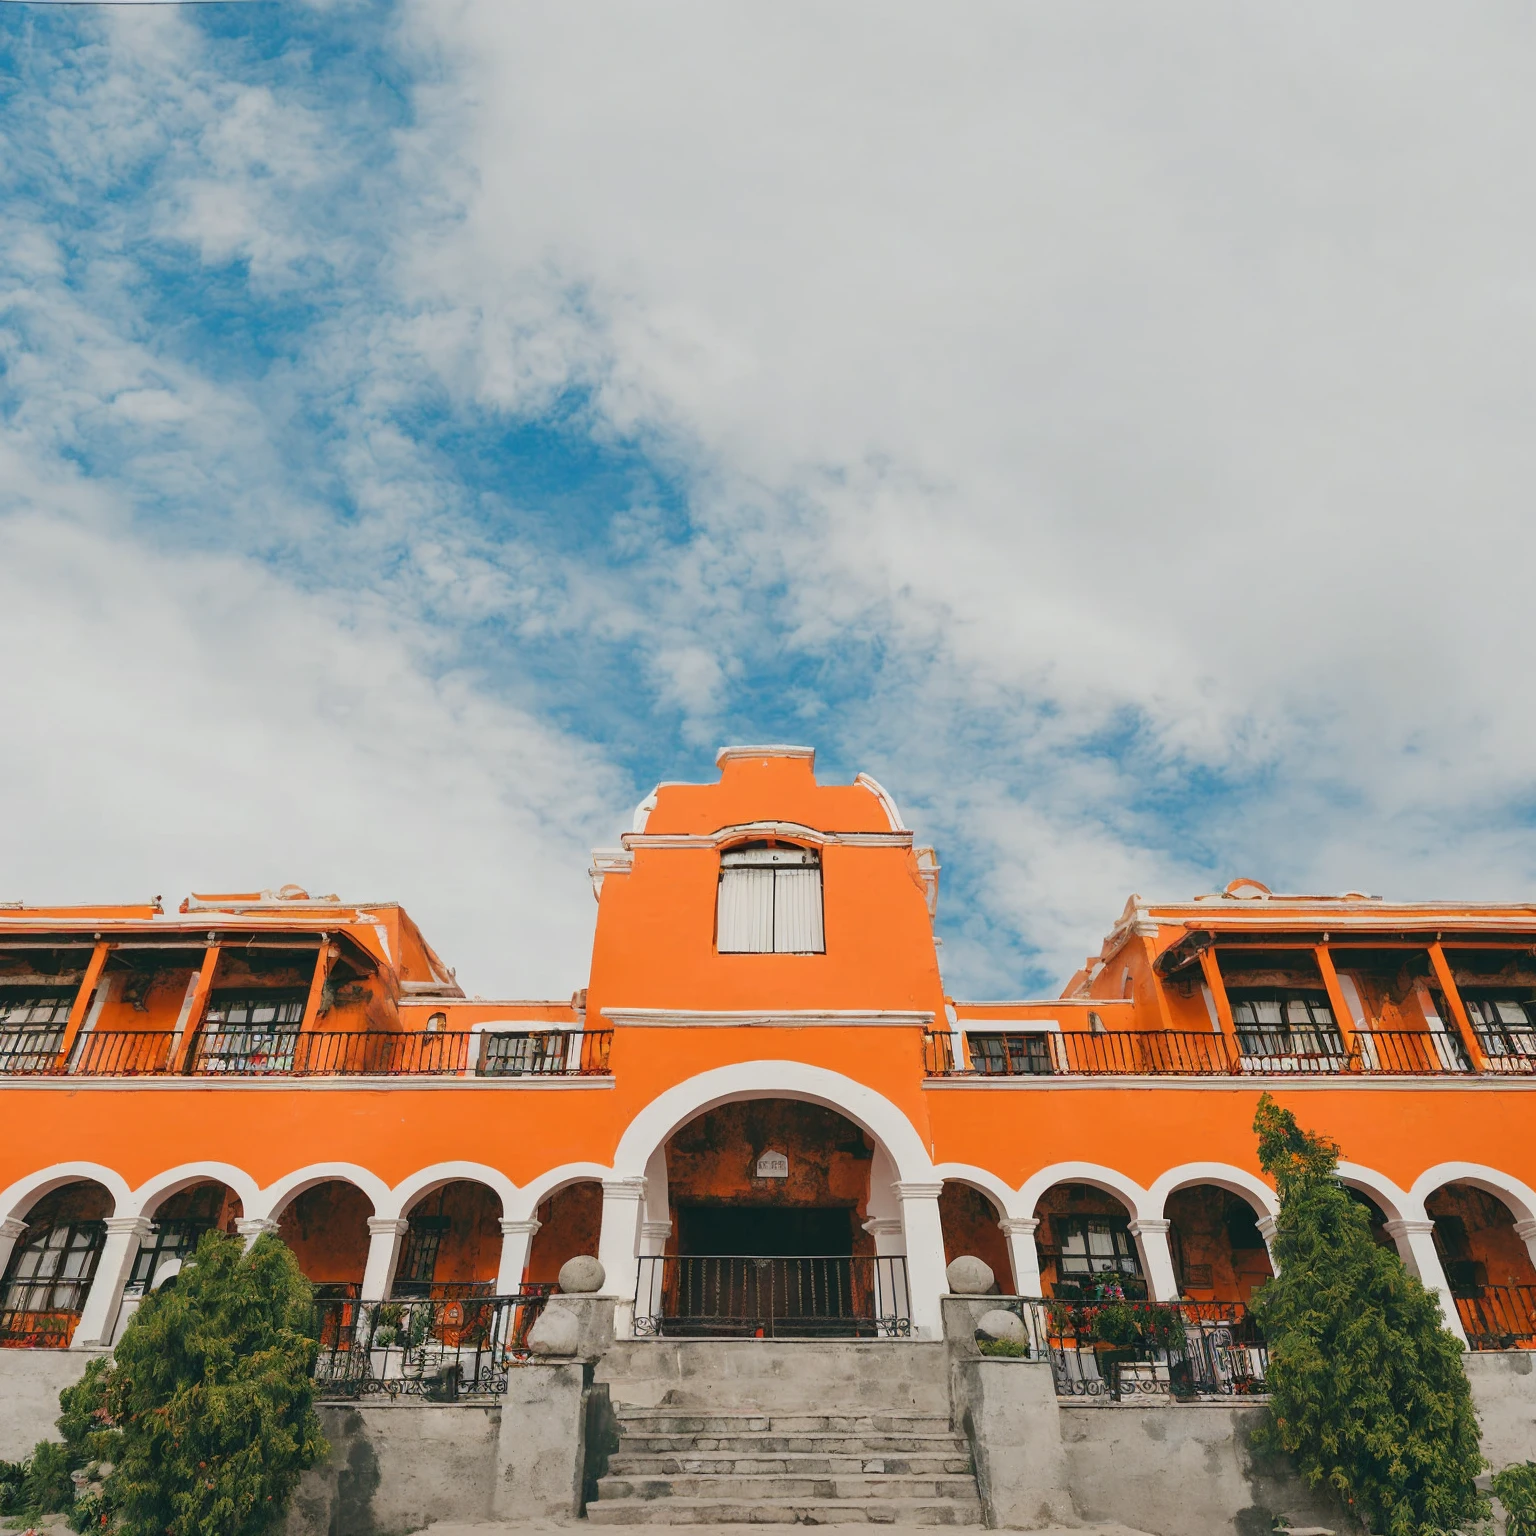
[58, 1229, 327, 1536]
[1250, 1094, 1486, 1536]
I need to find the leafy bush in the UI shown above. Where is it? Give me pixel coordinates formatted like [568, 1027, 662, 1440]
[26, 1229, 327, 1536]
[1250, 1094, 1486, 1536]
[0, 1457, 26, 1514]
[1493, 1462, 1536, 1536]
[976, 1336, 1027, 1357]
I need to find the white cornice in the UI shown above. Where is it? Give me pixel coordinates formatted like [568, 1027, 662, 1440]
[601, 1007, 935, 1028]
[715, 744, 815, 766]
[921, 1076, 1536, 1093]
[620, 821, 912, 851]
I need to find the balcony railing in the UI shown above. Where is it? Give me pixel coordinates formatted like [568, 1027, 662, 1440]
[633, 1254, 912, 1339]
[1455, 1284, 1536, 1350]
[988, 1299, 1268, 1399]
[0, 1029, 612, 1080]
[924, 1026, 1522, 1078]
[311, 1289, 554, 1400]
[0, 1307, 82, 1349]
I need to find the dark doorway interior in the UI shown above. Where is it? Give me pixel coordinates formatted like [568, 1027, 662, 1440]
[676, 1205, 853, 1256]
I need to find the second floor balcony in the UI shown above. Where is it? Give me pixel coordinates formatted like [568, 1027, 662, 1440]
[0, 1024, 613, 1081]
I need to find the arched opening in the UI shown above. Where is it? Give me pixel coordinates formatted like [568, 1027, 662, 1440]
[128, 1180, 243, 1299]
[640, 1097, 900, 1336]
[1033, 1183, 1145, 1300]
[939, 1181, 1008, 1291]
[1344, 1186, 1399, 1251]
[1164, 1186, 1273, 1303]
[276, 1180, 374, 1298]
[393, 1180, 503, 1299]
[1425, 1182, 1536, 1349]
[1, 1180, 115, 1347]
[527, 1181, 603, 1285]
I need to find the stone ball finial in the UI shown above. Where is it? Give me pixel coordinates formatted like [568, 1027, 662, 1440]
[946, 1255, 995, 1294]
[557, 1254, 606, 1294]
[975, 1308, 1027, 1345]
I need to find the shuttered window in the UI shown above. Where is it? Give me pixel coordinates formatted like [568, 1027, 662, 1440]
[717, 844, 825, 954]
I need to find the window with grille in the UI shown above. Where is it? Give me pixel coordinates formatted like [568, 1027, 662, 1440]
[1229, 991, 1344, 1059]
[198, 993, 306, 1073]
[391, 1216, 449, 1297]
[1462, 997, 1536, 1060]
[126, 1219, 214, 1294]
[716, 843, 825, 954]
[1, 1220, 106, 1314]
[967, 1032, 1054, 1076]
[1053, 1217, 1141, 1278]
[0, 992, 75, 1072]
[480, 1031, 570, 1076]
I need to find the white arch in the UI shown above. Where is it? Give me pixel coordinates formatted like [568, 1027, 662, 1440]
[1016, 1161, 1154, 1222]
[0, 1162, 131, 1224]
[250, 1163, 391, 1224]
[129, 1162, 261, 1220]
[1147, 1162, 1279, 1221]
[508, 1162, 614, 1223]
[610, 1062, 935, 1182]
[1410, 1162, 1536, 1226]
[1335, 1162, 1418, 1223]
[386, 1162, 520, 1222]
[933, 1163, 1024, 1220]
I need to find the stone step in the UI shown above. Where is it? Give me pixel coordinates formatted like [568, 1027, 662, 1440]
[597, 1473, 982, 1501]
[616, 1432, 969, 1454]
[586, 1495, 985, 1526]
[608, 1451, 975, 1476]
[615, 1410, 955, 1435]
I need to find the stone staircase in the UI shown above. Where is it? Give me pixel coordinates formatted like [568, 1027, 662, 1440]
[586, 1339, 983, 1525]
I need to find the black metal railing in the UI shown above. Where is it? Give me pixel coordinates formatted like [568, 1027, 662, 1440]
[985, 1298, 1268, 1399]
[1474, 1027, 1536, 1075]
[310, 1289, 555, 1400]
[0, 1308, 82, 1349]
[633, 1254, 911, 1339]
[925, 1026, 1498, 1078]
[1455, 1284, 1536, 1350]
[0, 1029, 67, 1075]
[73, 1030, 177, 1076]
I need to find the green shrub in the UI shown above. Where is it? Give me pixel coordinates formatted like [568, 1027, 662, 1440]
[1250, 1094, 1487, 1536]
[1493, 1462, 1536, 1536]
[0, 1456, 26, 1514]
[976, 1335, 1027, 1357]
[23, 1438, 75, 1515]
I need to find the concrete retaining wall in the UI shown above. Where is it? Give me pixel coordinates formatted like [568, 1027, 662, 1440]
[1059, 1401, 1344, 1536]
[0, 1349, 104, 1459]
[1466, 1349, 1536, 1474]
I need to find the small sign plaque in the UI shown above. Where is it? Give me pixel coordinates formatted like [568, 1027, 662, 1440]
[755, 1149, 789, 1179]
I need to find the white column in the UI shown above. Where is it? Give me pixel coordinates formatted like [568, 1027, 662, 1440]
[636, 1219, 673, 1327]
[1384, 1218, 1466, 1343]
[1128, 1217, 1181, 1302]
[894, 1181, 946, 1339]
[598, 1177, 647, 1335]
[74, 1215, 152, 1348]
[0, 1216, 25, 1281]
[236, 1218, 279, 1249]
[998, 1217, 1042, 1297]
[361, 1217, 409, 1302]
[1514, 1219, 1536, 1274]
[1256, 1215, 1281, 1275]
[863, 1215, 910, 1328]
[496, 1218, 541, 1293]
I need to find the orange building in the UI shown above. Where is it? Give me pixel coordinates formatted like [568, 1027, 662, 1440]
[2, 744, 1534, 1358]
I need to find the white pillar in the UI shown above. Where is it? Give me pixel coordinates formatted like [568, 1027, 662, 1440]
[1514, 1219, 1536, 1274]
[1384, 1218, 1467, 1343]
[998, 1217, 1042, 1297]
[894, 1181, 946, 1339]
[1256, 1215, 1281, 1275]
[0, 1216, 25, 1281]
[598, 1177, 647, 1335]
[362, 1217, 409, 1302]
[861, 1215, 910, 1330]
[496, 1218, 541, 1293]
[74, 1216, 152, 1348]
[235, 1218, 279, 1250]
[1128, 1217, 1181, 1302]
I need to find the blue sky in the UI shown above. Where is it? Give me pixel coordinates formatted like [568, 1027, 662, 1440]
[5, 3, 1536, 999]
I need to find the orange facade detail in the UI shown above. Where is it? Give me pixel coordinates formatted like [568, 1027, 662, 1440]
[1, 745, 1534, 1350]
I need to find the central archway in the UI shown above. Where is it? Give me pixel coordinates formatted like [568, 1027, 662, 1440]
[605, 1063, 943, 1337]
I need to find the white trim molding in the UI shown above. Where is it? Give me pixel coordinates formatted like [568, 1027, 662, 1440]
[603, 1008, 934, 1029]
